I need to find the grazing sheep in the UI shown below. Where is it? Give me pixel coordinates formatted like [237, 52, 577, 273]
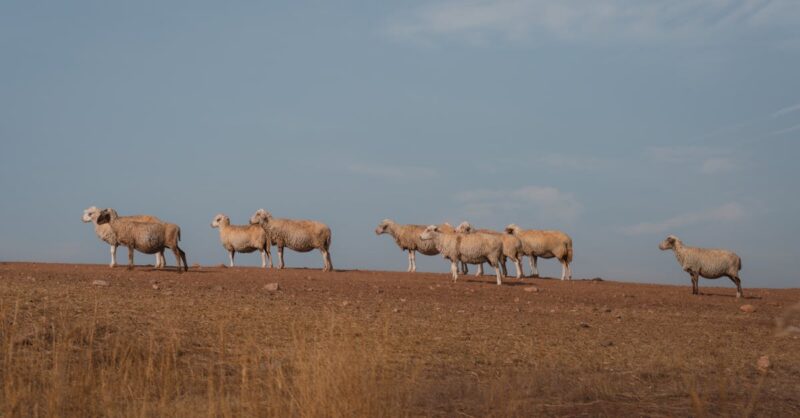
[210, 214, 271, 268]
[82, 206, 165, 268]
[420, 223, 504, 285]
[375, 219, 464, 273]
[96, 209, 187, 272]
[659, 235, 743, 298]
[250, 209, 332, 272]
[456, 223, 524, 279]
[506, 224, 573, 281]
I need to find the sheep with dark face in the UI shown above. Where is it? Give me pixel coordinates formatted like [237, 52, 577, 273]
[659, 235, 743, 298]
[375, 219, 463, 273]
[420, 223, 504, 285]
[250, 209, 332, 272]
[96, 209, 187, 272]
[211, 214, 271, 268]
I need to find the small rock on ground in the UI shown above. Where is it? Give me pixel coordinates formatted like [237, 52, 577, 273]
[263, 283, 280, 292]
[92, 280, 108, 286]
[523, 286, 540, 293]
[740, 304, 756, 313]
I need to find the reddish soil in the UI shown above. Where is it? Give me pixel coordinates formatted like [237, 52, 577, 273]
[1, 262, 799, 417]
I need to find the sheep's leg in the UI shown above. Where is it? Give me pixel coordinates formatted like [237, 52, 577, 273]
[492, 260, 502, 286]
[690, 272, 699, 295]
[500, 256, 508, 277]
[514, 257, 523, 279]
[450, 260, 459, 282]
[178, 247, 188, 272]
[127, 246, 135, 270]
[461, 262, 468, 275]
[172, 247, 185, 273]
[530, 256, 539, 278]
[260, 249, 267, 269]
[476, 264, 483, 277]
[566, 262, 572, 280]
[411, 251, 417, 272]
[278, 246, 285, 269]
[110, 245, 117, 268]
[560, 259, 567, 281]
[266, 246, 273, 268]
[322, 249, 332, 272]
[229, 251, 235, 268]
[729, 275, 743, 299]
[407, 251, 413, 272]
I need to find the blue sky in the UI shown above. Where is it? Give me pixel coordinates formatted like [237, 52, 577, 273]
[1, 1, 799, 287]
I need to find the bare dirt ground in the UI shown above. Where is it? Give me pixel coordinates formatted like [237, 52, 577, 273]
[1, 262, 799, 417]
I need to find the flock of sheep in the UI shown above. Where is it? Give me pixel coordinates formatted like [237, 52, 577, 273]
[81, 207, 745, 298]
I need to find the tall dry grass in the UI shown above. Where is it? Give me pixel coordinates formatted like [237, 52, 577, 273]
[0, 296, 416, 418]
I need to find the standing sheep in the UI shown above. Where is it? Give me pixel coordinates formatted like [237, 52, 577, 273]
[96, 209, 187, 272]
[250, 209, 333, 272]
[659, 235, 743, 298]
[210, 214, 271, 268]
[420, 223, 504, 285]
[506, 224, 573, 281]
[82, 206, 165, 268]
[375, 219, 464, 273]
[456, 223, 524, 279]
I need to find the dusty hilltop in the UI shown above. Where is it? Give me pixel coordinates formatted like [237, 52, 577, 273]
[1, 262, 799, 417]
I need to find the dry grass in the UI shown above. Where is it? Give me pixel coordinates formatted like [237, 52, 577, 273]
[1, 262, 799, 417]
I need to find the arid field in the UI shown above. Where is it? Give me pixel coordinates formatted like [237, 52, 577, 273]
[1, 262, 798, 417]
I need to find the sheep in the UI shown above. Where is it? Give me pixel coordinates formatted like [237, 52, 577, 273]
[455, 223, 524, 279]
[420, 223, 504, 285]
[96, 209, 187, 272]
[250, 209, 332, 272]
[659, 235, 743, 298]
[505, 224, 573, 280]
[210, 214, 271, 268]
[375, 219, 464, 273]
[82, 206, 166, 268]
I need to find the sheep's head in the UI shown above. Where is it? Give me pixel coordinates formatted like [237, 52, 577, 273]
[250, 209, 272, 226]
[82, 206, 100, 223]
[659, 235, 679, 250]
[505, 224, 521, 235]
[375, 219, 393, 235]
[211, 214, 229, 228]
[420, 225, 439, 241]
[455, 222, 472, 233]
[438, 222, 455, 233]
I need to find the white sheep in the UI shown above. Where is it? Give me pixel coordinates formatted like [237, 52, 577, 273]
[250, 209, 333, 272]
[420, 223, 504, 285]
[456, 223, 524, 279]
[96, 209, 187, 272]
[210, 214, 271, 268]
[83, 206, 166, 268]
[659, 235, 743, 298]
[375, 219, 463, 273]
[506, 224, 573, 280]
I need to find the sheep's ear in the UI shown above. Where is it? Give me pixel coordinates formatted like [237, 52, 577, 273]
[96, 211, 110, 224]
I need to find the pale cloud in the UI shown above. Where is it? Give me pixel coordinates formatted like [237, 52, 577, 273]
[622, 202, 745, 236]
[388, 0, 800, 46]
[647, 146, 738, 174]
[771, 103, 800, 118]
[701, 157, 736, 174]
[771, 123, 800, 136]
[455, 185, 581, 224]
[346, 163, 438, 181]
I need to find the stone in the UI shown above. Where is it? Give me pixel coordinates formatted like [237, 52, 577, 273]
[263, 283, 280, 292]
[740, 304, 756, 313]
[92, 280, 108, 286]
[523, 286, 540, 293]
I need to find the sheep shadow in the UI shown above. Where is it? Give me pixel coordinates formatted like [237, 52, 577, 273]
[697, 291, 762, 300]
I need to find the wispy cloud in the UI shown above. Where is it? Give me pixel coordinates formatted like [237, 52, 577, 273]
[388, 0, 800, 46]
[346, 163, 438, 181]
[771, 103, 800, 118]
[770, 123, 800, 136]
[647, 146, 738, 174]
[456, 185, 581, 224]
[622, 202, 745, 236]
